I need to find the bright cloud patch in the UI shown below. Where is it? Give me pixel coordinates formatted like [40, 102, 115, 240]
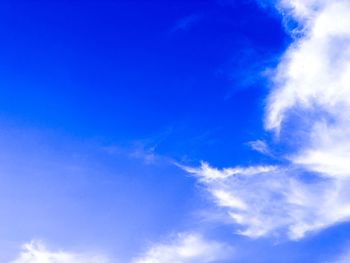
[132, 232, 232, 263]
[9, 241, 109, 263]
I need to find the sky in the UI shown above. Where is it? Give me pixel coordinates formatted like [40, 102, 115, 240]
[1, 0, 350, 262]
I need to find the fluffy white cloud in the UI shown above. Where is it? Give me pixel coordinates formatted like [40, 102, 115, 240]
[268, 1, 350, 128]
[132, 232, 233, 263]
[9, 241, 110, 263]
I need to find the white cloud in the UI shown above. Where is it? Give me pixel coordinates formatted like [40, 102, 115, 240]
[181, 0, 350, 240]
[9, 241, 110, 263]
[247, 140, 271, 155]
[266, 0, 350, 178]
[268, 1, 350, 118]
[277, 0, 330, 21]
[179, 161, 277, 181]
[132, 232, 233, 263]
[184, 163, 350, 240]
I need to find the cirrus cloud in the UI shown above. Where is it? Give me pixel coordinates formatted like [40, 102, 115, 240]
[9, 241, 110, 263]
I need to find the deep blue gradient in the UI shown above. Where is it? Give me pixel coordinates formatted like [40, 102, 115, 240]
[0, 0, 287, 165]
[2, 1, 336, 262]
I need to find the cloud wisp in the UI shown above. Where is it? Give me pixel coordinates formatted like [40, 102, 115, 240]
[170, 14, 201, 33]
[8, 241, 110, 263]
[182, 0, 350, 240]
[132, 232, 233, 263]
[247, 139, 272, 156]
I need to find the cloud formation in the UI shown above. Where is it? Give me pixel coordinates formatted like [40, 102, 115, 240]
[9, 241, 110, 263]
[267, 0, 350, 179]
[132, 232, 233, 263]
[184, 163, 350, 239]
[183, 0, 350, 240]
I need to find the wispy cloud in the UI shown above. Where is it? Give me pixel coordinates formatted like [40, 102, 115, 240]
[184, 163, 350, 239]
[8, 241, 110, 263]
[247, 139, 272, 156]
[132, 232, 233, 263]
[171, 14, 201, 33]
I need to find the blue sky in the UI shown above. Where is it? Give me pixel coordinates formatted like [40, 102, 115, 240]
[2, 0, 350, 262]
